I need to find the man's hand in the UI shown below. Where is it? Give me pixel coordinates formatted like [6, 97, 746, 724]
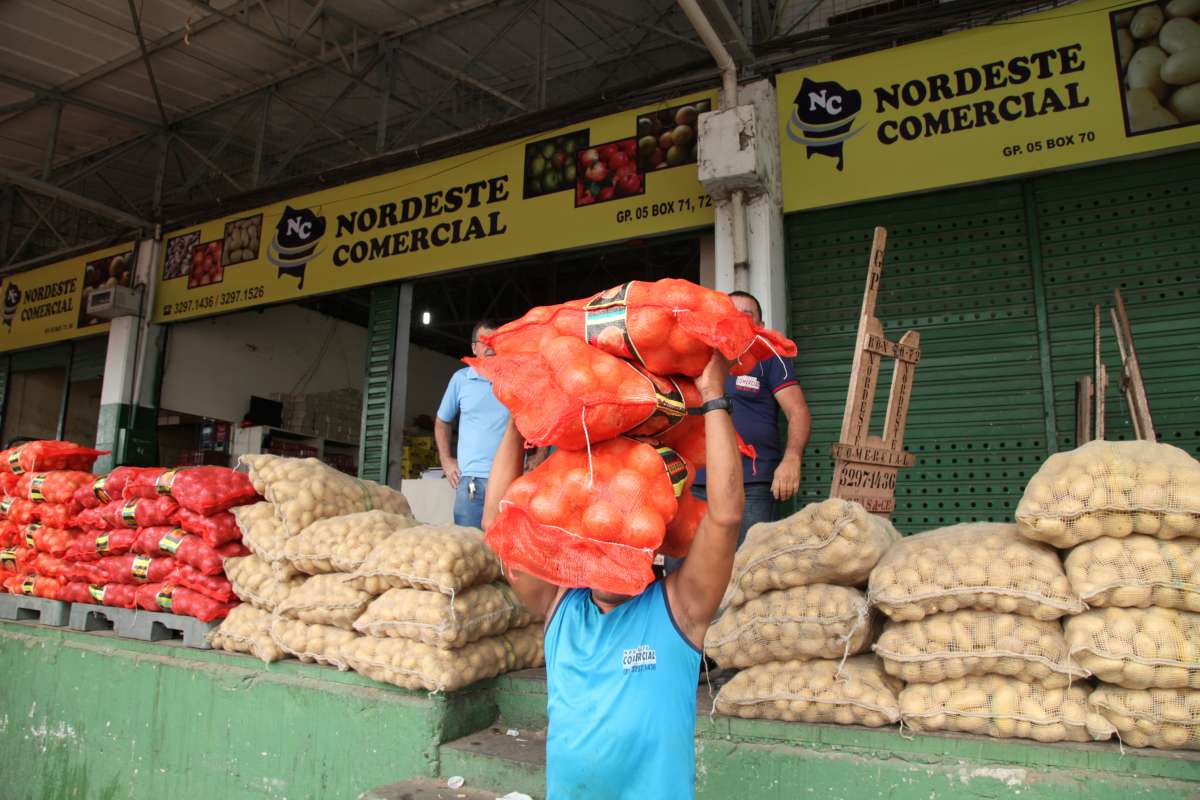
[695, 349, 732, 402]
[443, 458, 461, 489]
[772, 454, 801, 502]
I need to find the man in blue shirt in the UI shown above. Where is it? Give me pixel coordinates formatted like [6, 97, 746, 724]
[692, 291, 811, 547]
[483, 350, 743, 799]
[436, 319, 511, 528]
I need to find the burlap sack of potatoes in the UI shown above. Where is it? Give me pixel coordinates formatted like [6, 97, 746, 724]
[1088, 684, 1200, 750]
[1065, 607, 1200, 690]
[722, 498, 900, 609]
[233, 502, 301, 580]
[705, 584, 871, 669]
[208, 604, 286, 663]
[224, 554, 305, 612]
[354, 581, 534, 649]
[898, 675, 1105, 743]
[868, 522, 1083, 622]
[713, 656, 901, 728]
[1016, 440, 1200, 548]
[347, 524, 501, 596]
[340, 623, 544, 692]
[274, 573, 373, 630]
[1065, 535, 1200, 612]
[873, 610, 1086, 688]
[240, 454, 413, 537]
[283, 509, 416, 575]
[268, 615, 358, 670]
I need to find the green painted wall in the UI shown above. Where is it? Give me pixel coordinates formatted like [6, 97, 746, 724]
[0, 625, 495, 800]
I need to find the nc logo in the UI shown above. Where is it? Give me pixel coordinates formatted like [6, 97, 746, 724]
[787, 78, 865, 172]
[267, 205, 326, 290]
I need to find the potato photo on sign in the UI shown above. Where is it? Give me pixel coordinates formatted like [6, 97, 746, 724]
[1113, 1, 1200, 133]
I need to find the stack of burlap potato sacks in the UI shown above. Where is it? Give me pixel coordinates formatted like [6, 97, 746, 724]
[711, 498, 904, 728]
[209, 455, 543, 691]
[1017, 440, 1200, 750]
[868, 520, 1102, 743]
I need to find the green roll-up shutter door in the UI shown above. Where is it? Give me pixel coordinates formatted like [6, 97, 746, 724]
[787, 182, 1049, 533]
[1035, 149, 1200, 460]
[785, 148, 1200, 534]
[359, 285, 399, 483]
[69, 336, 108, 382]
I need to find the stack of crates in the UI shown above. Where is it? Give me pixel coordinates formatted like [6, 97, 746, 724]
[400, 433, 438, 479]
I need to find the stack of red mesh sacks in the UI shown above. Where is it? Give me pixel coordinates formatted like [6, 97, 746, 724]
[59, 464, 259, 623]
[476, 278, 797, 595]
[0, 441, 107, 602]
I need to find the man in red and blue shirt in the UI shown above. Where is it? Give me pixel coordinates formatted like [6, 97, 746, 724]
[693, 291, 811, 546]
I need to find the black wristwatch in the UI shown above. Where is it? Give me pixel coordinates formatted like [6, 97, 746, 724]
[689, 397, 732, 415]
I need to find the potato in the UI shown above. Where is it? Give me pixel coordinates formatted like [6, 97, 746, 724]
[1162, 49, 1200, 85]
[713, 656, 901, 726]
[240, 454, 413, 537]
[874, 610, 1085, 688]
[722, 499, 900, 609]
[234, 502, 301, 579]
[1065, 608, 1200, 689]
[354, 581, 535, 649]
[1160, 17, 1200, 53]
[868, 523, 1082, 622]
[705, 584, 871, 669]
[224, 554, 305, 611]
[1168, 82, 1200, 122]
[268, 615, 358, 670]
[208, 604, 286, 662]
[275, 572, 373, 630]
[340, 623, 544, 692]
[1016, 441, 1200, 548]
[899, 675, 1101, 742]
[1132, 4, 1165, 39]
[284, 510, 416, 575]
[1065, 535, 1200, 611]
[1089, 684, 1200, 749]
[348, 524, 501, 596]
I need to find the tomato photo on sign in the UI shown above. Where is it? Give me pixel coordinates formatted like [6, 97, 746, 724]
[574, 137, 645, 207]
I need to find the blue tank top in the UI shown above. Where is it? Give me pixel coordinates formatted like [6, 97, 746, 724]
[544, 580, 702, 800]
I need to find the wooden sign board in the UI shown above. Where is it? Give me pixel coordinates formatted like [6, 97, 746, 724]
[830, 227, 920, 517]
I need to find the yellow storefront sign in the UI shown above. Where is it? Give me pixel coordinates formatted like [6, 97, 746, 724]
[153, 92, 717, 323]
[0, 243, 134, 353]
[778, 0, 1200, 211]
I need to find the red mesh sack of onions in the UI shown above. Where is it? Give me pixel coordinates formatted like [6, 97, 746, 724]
[17, 471, 94, 504]
[0, 472, 18, 496]
[77, 496, 179, 531]
[0, 440, 106, 475]
[486, 279, 796, 378]
[33, 552, 104, 584]
[75, 466, 154, 510]
[173, 508, 241, 548]
[134, 581, 236, 622]
[169, 563, 236, 602]
[1, 496, 38, 525]
[63, 529, 138, 561]
[124, 466, 259, 515]
[467, 336, 750, 468]
[22, 524, 80, 558]
[133, 526, 225, 575]
[0, 520, 17, 548]
[0, 545, 34, 574]
[4, 574, 64, 599]
[97, 553, 176, 584]
[485, 437, 700, 595]
[64, 581, 137, 608]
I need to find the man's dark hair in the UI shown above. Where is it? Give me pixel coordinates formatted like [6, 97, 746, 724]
[472, 319, 499, 342]
[729, 291, 762, 319]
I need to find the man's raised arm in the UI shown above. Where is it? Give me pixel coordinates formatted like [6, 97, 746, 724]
[668, 352, 744, 648]
[484, 419, 560, 619]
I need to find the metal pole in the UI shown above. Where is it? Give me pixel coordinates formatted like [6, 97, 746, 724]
[386, 282, 413, 489]
[537, 0, 548, 109]
[153, 134, 169, 219]
[56, 343, 75, 441]
[0, 169, 150, 231]
[376, 44, 392, 153]
[0, 187, 13, 262]
[252, 90, 272, 188]
[42, 101, 63, 180]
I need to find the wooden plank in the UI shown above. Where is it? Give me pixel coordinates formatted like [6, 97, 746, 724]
[1094, 304, 1106, 441]
[860, 226, 887, 321]
[882, 330, 920, 450]
[1076, 375, 1093, 444]
[830, 442, 916, 468]
[863, 333, 921, 363]
[839, 317, 884, 445]
[1112, 289, 1157, 441]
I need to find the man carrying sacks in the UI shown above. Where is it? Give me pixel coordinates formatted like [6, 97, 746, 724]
[483, 349, 744, 799]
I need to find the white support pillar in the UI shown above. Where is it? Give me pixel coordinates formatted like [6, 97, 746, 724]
[95, 237, 164, 470]
[711, 79, 787, 332]
[386, 283, 413, 489]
